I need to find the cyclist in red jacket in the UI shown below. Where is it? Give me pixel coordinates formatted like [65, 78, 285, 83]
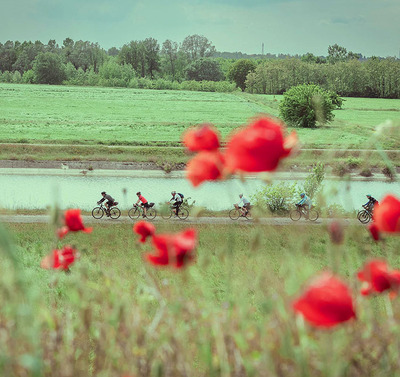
[135, 192, 150, 218]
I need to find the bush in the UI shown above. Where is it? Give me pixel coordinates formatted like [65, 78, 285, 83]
[251, 181, 298, 214]
[279, 84, 337, 128]
[22, 70, 35, 84]
[359, 168, 373, 177]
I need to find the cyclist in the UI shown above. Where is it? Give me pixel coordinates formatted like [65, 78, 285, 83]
[237, 194, 251, 217]
[363, 194, 378, 212]
[98, 191, 116, 216]
[135, 192, 150, 218]
[297, 193, 312, 219]
[169, 191, 183, 217]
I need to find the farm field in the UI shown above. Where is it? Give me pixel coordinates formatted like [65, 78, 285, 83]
[1, 222, 400, 376]
[0, 83, 399, 173]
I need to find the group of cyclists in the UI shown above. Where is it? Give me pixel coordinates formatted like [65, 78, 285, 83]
[97, 190, 185, 218]
[97, 190, 379, 219]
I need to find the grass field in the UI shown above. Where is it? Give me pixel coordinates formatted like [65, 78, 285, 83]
[1, 222, 400, 376]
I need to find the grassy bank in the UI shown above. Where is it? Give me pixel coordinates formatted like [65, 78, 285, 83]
[1, 83, 399, 149]
[1, 222, 400, 376]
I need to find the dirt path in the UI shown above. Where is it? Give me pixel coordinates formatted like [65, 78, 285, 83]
[0, 215, 359, 226]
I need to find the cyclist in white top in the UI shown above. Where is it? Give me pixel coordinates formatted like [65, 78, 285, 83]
[169, 191, 183, 217]
[238, 194, 251, 217]
[297, 193, 312, 219]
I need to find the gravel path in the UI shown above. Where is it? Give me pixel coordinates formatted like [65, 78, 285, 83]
[0, 215, 359, 226]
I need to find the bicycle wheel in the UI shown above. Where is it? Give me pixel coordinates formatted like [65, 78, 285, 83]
[357, 210, 371, 224]
[92, 207, 104, 219]
[161, 209, 173, 219]
[229, 209, 240, 220]
[109, 207, 121, 219]
[146, 208, 157, 220]
[245, 211, 252, 220]
[128, 207, 140, 220]
[289, 209, 301, 221]
[177, 207, 189, 220]
[308, 209, 319, 221]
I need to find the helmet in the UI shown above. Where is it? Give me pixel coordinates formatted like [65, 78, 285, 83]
[101, 191, 106, 195]
[136, 192, 141, 195]
[300, 193, 305, 197]
[171, 191, 176, 195]
[366, 194, 371, 197]
[239, 193, 243, 198]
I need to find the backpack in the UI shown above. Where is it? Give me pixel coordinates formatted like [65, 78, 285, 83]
[178, 193, 184, 199]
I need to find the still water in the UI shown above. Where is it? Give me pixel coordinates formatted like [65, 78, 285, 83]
[0, 173, 398, 211]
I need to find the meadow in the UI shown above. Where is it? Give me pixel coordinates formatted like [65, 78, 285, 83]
[0, 83, 399, 150]
[1, 221, 400, 376]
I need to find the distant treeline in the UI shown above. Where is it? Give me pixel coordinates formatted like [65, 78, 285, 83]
[0, 36, 399, 98]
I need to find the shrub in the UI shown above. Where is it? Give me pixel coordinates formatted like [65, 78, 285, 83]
[359, 168, 373, 177]
[251, 181, 298, 214]
[22, 70, 35, 84]
[279, 84, 337, 128]
[301, 162, 325, 199]
[345, 157, 363, 169]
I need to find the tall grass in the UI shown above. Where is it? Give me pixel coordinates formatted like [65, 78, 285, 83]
[1, 222, 400, 376]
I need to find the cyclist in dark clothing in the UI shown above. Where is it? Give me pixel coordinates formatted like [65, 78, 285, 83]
[98, 191, 116, 216]
[169, 191, 183, 217]
[363, 195, 378, 212]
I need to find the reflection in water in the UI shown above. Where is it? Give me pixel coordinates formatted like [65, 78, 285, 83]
[0, 174, 398, 211]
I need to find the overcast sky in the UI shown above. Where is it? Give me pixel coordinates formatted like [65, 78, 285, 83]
[1, 0, 399, 57]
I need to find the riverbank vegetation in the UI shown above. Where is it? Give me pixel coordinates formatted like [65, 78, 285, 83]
[1, 221, 400, 376]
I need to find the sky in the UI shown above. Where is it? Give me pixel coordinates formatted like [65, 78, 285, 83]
[1, 0, 399, 57]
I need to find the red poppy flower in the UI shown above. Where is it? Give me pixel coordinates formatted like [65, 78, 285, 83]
[186, 151, 225, 187]
[182, 124, 220, 152]
[293, 272, 356, 328]
[368, 223, 380, 241]
[40, 245, 79, 271]
[58, 209, 93, 238]
[225, 117, 297, 173]
[145, 228, 197, 268]
[133, 221, 156, 243]
[373, 195, 400, 233]
[328, 221, 344, 244]
[357, 259, 400, 296]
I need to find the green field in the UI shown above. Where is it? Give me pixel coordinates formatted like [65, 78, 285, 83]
[0, 83, 399, 171]
[1, 222, 400, 376]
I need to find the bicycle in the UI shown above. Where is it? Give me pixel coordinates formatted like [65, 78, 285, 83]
[92, 202, 121, 219]
[229, 204, 252, 220]
[161, 204, 189, 220]
[357, 207, 373, 224]
[289, 204, 319, 221]
[128, 203, 157, 220]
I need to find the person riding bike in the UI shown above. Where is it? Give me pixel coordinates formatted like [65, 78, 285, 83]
[135, 192, 150, 218]
[98, 191, 116, 217]
[297, 193, 312, 219]
[169, 191, 184, 217]
[363, 194, 378, 212]
[237, 194, 251, 217]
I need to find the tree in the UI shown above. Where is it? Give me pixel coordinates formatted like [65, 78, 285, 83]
[107, 47, 119, 56]
[327, 44, 348, 64]
[143, 38, 160, 78]
[227, 59, 256, 91]
[180, 35, 216, 61]
[185, 58, 224, 81]
[12, 40, 44, 72]
[279, 84, 338, 128]
[0, 41, 18, 72]
[33, 52, 66, 84]
[161, 39, 179, 80]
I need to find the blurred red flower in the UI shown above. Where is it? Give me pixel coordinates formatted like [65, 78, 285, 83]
[145, 228, 197, 268]
[40, 245, 79, 271]
[225, 117, 297, 173]
[293, 272, 356, 328]
[372, 195, 400, 233]
[133, 221, 156, 243]
[328, 221, 344, 244]
[183, 124, 220, 152]
[186, 151, 225, 187]
[58, 209, 93, 238]
[357, 259, 400, 296]
[368, 223, 380, 241]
